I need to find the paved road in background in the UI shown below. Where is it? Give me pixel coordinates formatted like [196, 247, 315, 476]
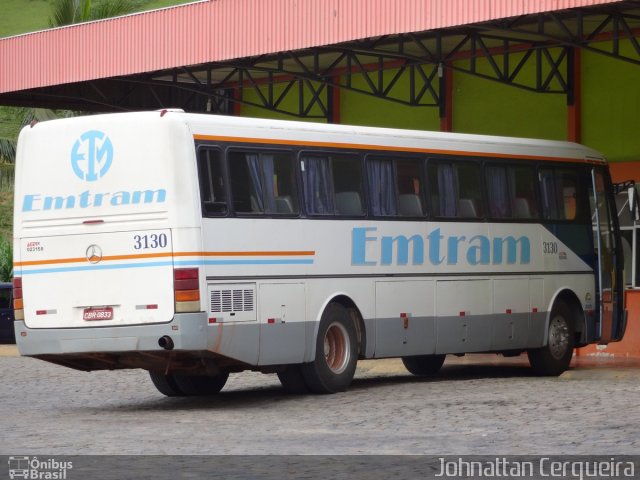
[1, 346, 638, 455]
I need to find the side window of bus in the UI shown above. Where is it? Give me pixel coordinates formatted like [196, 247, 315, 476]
[485, 164, 539, 219]
[366, 156, 425, 217]
[300, 154, 364, 216]
[539, 168, 579, 220]
[228, 151, 299, 215]
[427, 160, 483, 218]
[197, 148, 227, 216]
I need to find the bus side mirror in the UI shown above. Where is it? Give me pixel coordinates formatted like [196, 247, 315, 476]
[614, 180, 638, 223]
[629, 186, 640, 222]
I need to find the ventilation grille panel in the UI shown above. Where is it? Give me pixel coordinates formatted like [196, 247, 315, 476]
[207, 283, 256, 322]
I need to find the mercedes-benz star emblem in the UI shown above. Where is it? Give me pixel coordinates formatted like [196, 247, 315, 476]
[86, 244, 103, 264]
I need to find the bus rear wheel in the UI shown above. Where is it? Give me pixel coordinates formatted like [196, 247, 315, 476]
[528, 301, 575, 376]
[402, 354, 446, 376]
[301, 303, 358, 394]
[149, 372, 229, 396]
[149, 371, 182, 396]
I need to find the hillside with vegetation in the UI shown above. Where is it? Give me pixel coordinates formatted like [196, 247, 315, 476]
[0, 0, 192, 37]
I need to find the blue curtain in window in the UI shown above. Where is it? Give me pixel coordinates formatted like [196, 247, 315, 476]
[437, 164, 457, 216]
[302, 156, 333, 214]
[486, 166, 509, 218]
[246, 154, 275, 213]
[262, 155, 275, 213]
[368, 158, 397, 216]
[540, 170, 558, 219]
[246, 154, 263, 212]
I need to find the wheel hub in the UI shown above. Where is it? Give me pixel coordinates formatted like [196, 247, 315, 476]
[548, 315, 570, 360]
[324, 322, 350, 374]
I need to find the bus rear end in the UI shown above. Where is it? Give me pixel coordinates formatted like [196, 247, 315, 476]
[12, 112, 210, 373]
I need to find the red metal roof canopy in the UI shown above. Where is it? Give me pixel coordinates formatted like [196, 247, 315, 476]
[0, 0, 626, 95]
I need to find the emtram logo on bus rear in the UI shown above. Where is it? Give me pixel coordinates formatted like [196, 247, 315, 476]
[70, 130, 114, 182]
[21, 129, 166, 212]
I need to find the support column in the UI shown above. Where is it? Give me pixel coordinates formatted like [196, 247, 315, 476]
[567, 47, 582, 143]
[232, 87, 242, 116]
[327, 76, 341, 124]
[439, 64, 453, 132]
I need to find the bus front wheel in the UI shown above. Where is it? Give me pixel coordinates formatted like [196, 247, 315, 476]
[528, 301, 575, 376]
[301, 303, 358, 394]
[402, 354, 446, 376]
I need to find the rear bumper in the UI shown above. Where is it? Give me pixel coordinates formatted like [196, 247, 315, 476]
[15, 312, 209, 356]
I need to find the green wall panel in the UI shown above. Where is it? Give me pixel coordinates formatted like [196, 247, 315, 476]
[340, 69, 440, 130]
[240, 81, 326, 123]
[582, 42, 640, 162]
[339, 69, 440, 131]
[340, 89, 441, 131]
[452, 50, 567, 141]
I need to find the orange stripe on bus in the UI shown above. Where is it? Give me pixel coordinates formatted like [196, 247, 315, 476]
[179, 251, 315, 257]
[192, 134, 606, 164]
[14, 250, 315, 267]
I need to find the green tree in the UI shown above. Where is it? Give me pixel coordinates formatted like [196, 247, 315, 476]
[0, 236, 11, 282]
[49, 0, 145, 27]
[0, 108, 62, 164]
[0, 138, 15, 164]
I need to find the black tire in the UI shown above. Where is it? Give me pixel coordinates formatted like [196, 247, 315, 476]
[301, 303, 358, 394]
[149, 371, 229, 396]
[528, 301, 575, 376]
[277, 365, 309, 394]
[149, 372, 184, 397]
[402, 354, 446, 376]
[173, 373, 229, 395]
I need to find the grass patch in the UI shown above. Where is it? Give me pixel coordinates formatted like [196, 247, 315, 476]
[0, 0, 195, 38]
[0, 0, 52, 38]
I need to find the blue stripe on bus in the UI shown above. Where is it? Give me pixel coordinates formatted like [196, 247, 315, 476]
[18, 258, 314, 275]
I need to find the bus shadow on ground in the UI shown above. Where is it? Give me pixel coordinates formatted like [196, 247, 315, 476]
[349, 363, 536, 390]
[104, 362, 539, 412]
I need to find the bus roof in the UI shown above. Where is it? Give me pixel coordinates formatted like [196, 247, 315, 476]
[42, 110, 606, 165]
[179, 111, 606, 165]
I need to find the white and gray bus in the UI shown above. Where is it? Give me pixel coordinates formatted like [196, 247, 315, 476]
[12, 111, 627, 395]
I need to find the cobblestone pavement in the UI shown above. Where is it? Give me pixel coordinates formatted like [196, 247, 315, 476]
[1, 346, 639, 455]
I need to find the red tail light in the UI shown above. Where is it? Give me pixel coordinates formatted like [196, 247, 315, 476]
[174, 268, 200, 313]
[174, 268, 198, 281]
[13, 277, 22, 300]
[13, 277, 24, 320]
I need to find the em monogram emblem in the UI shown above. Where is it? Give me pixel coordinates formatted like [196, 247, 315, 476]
[71, 130, 114, 182]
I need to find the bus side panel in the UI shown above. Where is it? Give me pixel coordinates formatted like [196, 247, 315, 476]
[491, 278, 531, 350]
[208, 322, 260, 366]
[374, 280, 436, 358]
[528, 278, 546, 347]
[257, 282, 306, 365]
[435, 279, 492, 354]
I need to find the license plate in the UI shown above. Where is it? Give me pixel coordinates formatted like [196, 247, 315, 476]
[83, 307, 114, 321]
